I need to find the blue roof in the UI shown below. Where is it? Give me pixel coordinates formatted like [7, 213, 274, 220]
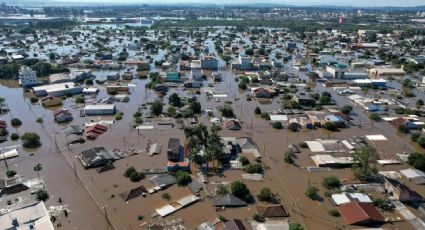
[325, 115, 344, 123]
[367, 104, 380, 112]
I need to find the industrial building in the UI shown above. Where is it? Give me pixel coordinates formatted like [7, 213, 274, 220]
[84, 104, 116, 116]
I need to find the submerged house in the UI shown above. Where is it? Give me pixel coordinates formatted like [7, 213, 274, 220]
[384, 177, 423, 207]
[167, 138, 180, 162]
[53, 109, 73, 123]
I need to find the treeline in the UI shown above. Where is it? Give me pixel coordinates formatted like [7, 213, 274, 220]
[0, 59, 69, 80]
[152, 19, 393, 33]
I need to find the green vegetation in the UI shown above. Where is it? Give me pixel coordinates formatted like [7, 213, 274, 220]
[305, 185, 319, 200]
[322, 176, 341, 190]
[323, 122, 337, 131]
[123, 167, 145, 182]
[289, 223, 304, 230]
[254, 107, 261, 115]
[21, 132, 41, 148]
[328, 209, 340, 217]
[175, 170, 192, 186]
[243, 163, 263, 174]
[162, 193, 171, 201]
[284, 151, 295, 164]
[352, 146, 379, 180]
[369, 113, 382, 121]
[220, 104, 234, 118]
[231, 181, 253, 202]
[36, 189, 49, 201]
[272, 122, 283, 129]
[150, 101, 163, 116]
[10, 133, 19, 141]
[6, 170, 17, 178]
[216, 185, 229, 195]
[253, 214, 265, 222]
[168, 93, 182, 107]
[341, 105, 353, 115]
[115, 112, 124, 120]
[372, 198, 393, 211]
[288, 122, 298, 132]
[257, 187, 276, 203]
[407, 152, 425, 171]
[10, 118, 22, 127]
[239, 156, 250, 166]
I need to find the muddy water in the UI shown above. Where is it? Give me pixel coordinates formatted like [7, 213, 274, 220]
[0, 85, 112, 230]
[1, 31, 423, 230]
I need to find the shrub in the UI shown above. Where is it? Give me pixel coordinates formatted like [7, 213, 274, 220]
[6, 170, 17, 178]
[10, 133, 19, 141]
[175, 171, 192, 186]
[129, 171, 145, 182]
[260, 112, 270, 120]
[418, 136, 425, 148]
[289, 223, 304, 230]
[369, 113, 381, 121]
[21, 132, 41, 148]
[11, 118, 22, 127]
[253, 214, 265, 223]
[284, 151, 294, 164]
[341, 105, 353, 114]
[322, 176, 341, 190]
[30, 97, 38, 103]
[123, 167, 137, 177]
[231, 181, 252, 202]
[115, 112, 124, 120]
[288, 122, 298, 132]
[328, 209, 340, 217]
[272, 122, 283, 129]
[238, 82, 247, 90]
[243, 163, 263, 174]
[254, 107, 261, 115]
[372, 198, 393, 211]
[36, 189, 49, 201]
[305, 185, 319, 200]
[216, 185, 229, 195]
[411, 133, 421, 142]
[257, 187, 275, 203]
[36, 117, 43, 123]
[137, 215, 144, 221]
[323, 122, 337, 131]
[299, 142, 308, 148]
[239, 156, 250, 166]
[407, 152, 425, 171]
[162, 193, 171, 201]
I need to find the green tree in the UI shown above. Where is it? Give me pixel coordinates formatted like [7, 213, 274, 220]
[175, 170, 192, 186]
[189, 101, 202, 114]
[231, 181, 252, 202]
[408, 152, 425, 171]
[21, 132, 41, 148]
[239, 156, 250, 166]
[36, 189, 49, 201]
[254, 107, 261, 115]
[369, 113, 382, 121]
[289, 223, 304, 230]
[323, 122, 337, 131]
[352, 146, 379, 180]
[150, 102, 163, 116]
[168, 93, 182, 107]
[416, 99, 424, 108]
[257, 187, 275, 203]
[322, 176, 341, 190]
[34, 163, 42, 178]
[273, 122, 283, 129]
[216, 185, 229, 195]
[10, 118, 22, 127]
[288, 122, 298, 132]
[305, 185, 319, 200]
[220, 105, 234, 117]
[341, 105, 353, 114]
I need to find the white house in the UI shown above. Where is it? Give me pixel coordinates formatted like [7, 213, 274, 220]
[18, 65, 37, 87]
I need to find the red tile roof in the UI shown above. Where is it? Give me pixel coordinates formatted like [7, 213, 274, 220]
[338, 202, 385, 225]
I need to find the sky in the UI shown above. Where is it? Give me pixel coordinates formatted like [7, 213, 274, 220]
[48, 0, 425, 7]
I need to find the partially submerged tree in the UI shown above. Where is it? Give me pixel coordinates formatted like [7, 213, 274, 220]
[352, 146, 379, 180]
